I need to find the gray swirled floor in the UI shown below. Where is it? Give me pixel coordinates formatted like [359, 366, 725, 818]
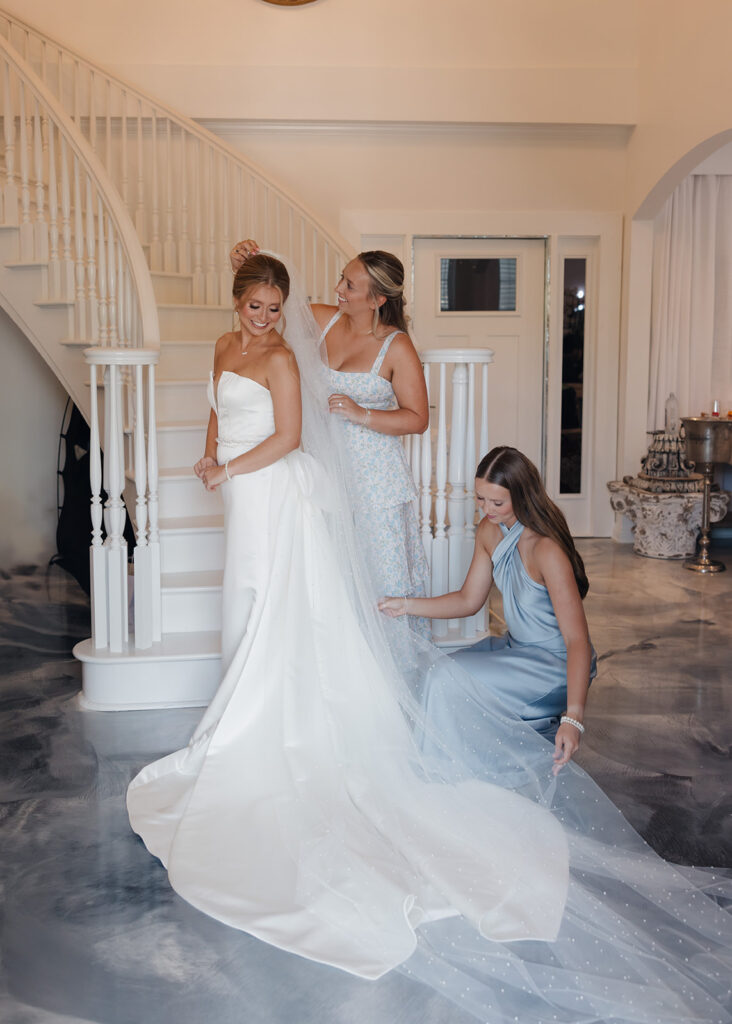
[0, 542, 730, 1024]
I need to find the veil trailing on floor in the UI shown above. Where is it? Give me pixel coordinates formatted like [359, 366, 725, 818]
[270, 251, 732, 1023]
[160, 250, 725, 1023]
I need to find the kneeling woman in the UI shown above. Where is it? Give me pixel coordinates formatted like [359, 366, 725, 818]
[381, 445, 596, 772]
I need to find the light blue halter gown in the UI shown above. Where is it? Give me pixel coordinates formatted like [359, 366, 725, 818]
[424, 520, 596, 743]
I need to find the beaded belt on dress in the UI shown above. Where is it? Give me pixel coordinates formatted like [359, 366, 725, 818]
[216, 436, 264, 446]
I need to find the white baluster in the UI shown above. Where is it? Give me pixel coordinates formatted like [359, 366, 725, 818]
[116, 239, 125, 346]
[220, 157, 230, 304]
[18, 81, 34, 259]
[480, 361, 490, 460]
[134, 99, 145, 239]
[85, 175, 98, 341]
[179, 131, 191, 273]
[3, 61, 19, 225]
[73, 155, 86, 339]
[192, 138, 205, 303]
[105, 77, 112, 177]
[147, 363, 161, 641]
[149, 109, 162, 269]
[59, 135, 74, 299]
[474, 361, 491, 633]
[33, 100, 49, 262]
[107, 218, 118, 345]
[133, 362, 152, 649]
[104, 362, 129, 651]
[96, 196, 108, 345]
[163, 119, 176, 271]
[462, 363, 478, 640]
[120, 89, 129, 211]
[88, 68, 96, 151]
[46, 119, 60, 298]
[431, 362, 449, 639]
[205, 148, 218, 304]
[420, 362, 433, 584]
[88, 362, 108, 649]
[447, 362, 468, 632]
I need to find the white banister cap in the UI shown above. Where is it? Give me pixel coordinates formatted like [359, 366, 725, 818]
[85, 347, 160, 366]
[419, 348, 495, 364]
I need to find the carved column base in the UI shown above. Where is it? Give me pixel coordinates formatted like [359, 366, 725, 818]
[607, 482, 729, 559]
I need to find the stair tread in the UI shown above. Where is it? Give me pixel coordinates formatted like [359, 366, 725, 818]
[157, 419, 207, 431]
[159, 513, 224, 532]
[159, 464, 201, 479]
[161, 342, 216, 350]
[158, 303, 229, 312]
[74, 631, 221, 662]
[161, 569, 222, 590]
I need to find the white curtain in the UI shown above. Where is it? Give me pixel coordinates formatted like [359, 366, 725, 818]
[649, 174, 732, 429]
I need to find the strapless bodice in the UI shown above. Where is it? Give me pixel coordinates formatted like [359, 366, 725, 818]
[208, 371, 275, 452]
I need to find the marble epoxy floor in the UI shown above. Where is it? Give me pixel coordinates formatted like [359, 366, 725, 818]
[0, 541, 730, 1024]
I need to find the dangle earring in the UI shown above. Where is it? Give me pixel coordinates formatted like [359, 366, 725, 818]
[232, 307, 240, 330]
[371, 307, 380, 335]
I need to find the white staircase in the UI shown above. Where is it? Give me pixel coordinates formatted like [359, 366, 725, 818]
[0, 11, 351, 710]
[0, 12, 497, 710]
[75, 297, 230, 710]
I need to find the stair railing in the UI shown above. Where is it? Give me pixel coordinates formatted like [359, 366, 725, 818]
[0, 33, 161, 652]
[405, 349, 495, 643]
[0, 10, 352, 303]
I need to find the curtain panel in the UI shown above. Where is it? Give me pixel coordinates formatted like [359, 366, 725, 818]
[649, 175, 732, 429]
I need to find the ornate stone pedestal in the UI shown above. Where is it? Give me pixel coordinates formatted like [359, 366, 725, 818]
[607, 483, 728, 559]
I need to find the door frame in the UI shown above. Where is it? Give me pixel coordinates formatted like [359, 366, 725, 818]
[356, 213, 621, 537]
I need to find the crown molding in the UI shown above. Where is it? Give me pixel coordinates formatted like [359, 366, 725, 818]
[196, 119, 634, 144]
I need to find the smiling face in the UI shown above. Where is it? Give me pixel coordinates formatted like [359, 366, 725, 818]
[474, 478, 517, 527]
[235, 284, 283, 337]
[334, 259, 382, 318]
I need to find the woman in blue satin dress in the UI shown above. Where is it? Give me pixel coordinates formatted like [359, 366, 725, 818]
[381, 445, 596, 772]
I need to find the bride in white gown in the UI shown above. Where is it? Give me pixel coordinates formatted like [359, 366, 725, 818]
[128, 254, 732, 1022]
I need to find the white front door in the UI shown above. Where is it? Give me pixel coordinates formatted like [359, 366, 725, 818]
[413, 237, 547, 470]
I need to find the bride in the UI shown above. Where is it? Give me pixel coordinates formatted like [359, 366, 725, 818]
[127, 254, 732, 1022]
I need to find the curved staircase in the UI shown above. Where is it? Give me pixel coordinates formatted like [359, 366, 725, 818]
[0, 11, 351, 709]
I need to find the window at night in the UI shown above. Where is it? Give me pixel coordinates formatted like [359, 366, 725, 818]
[560, 259, 586, 494]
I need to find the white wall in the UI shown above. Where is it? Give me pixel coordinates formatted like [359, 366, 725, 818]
[7, 0, 638, 124]
[0, 309, 68, 569]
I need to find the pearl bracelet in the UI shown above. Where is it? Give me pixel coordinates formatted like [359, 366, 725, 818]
[560, 715, 585, 734]
[224, 461, 232, 481]
[362, 408, 372, 427]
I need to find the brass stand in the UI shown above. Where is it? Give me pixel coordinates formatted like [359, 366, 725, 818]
[684, 462, 725, 573]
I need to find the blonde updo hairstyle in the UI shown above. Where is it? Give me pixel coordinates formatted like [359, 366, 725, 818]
[233, 253, 290, 308]
[357, 250, 410, 336]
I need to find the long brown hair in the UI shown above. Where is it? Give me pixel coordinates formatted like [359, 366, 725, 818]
[233, 253, 290, 305]
[476, 446, 589, 598]
[357, 250, 410, 335]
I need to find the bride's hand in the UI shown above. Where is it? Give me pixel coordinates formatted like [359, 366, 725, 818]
[230, 239, 260, 273]
[329, 394, 365, 423]
[378, 597, 409, 618]
[194, 456, 216, 479]
[201, 463, 227, 491]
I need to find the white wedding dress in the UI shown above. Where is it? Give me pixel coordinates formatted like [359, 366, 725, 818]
[128, 266, 732, 1023]
[127, 370, 568, 978]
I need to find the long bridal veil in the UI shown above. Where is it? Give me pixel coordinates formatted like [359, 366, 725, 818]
[263, 254, 732, 1022]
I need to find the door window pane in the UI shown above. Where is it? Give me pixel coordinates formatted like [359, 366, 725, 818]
[560, 258, 586, 494]
[440, 258, 517, 312]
